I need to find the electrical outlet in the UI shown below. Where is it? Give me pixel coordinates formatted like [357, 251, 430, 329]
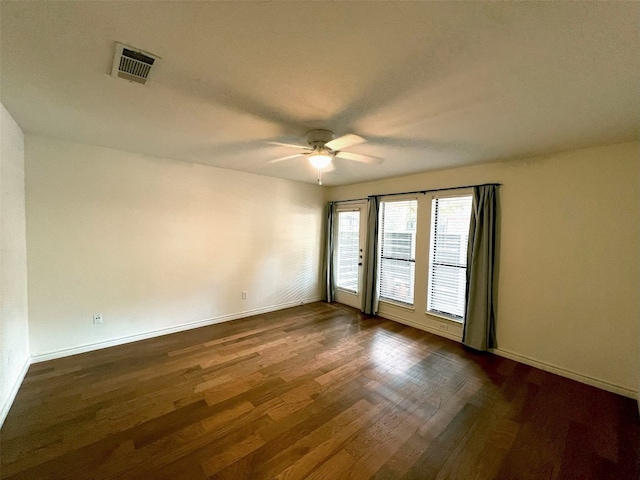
[242, 291, 248, 300]
[438, 324, 448, 331]
[93, 314, 103, 324]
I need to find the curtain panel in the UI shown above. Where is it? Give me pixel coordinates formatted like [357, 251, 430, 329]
[463, 185, 499, 351]
[363, 196, 380, 314]
[323, 202, 335, 303]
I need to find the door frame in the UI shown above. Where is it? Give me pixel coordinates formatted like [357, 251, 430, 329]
[333, 201, 368, 310]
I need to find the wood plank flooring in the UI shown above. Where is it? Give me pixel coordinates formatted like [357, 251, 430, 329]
[1, 302, 639, 479]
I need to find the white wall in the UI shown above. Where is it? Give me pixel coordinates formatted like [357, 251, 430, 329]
[0, 104, 30, 426]
[25, 136, 325, 359]
[329, 142, 640, 397]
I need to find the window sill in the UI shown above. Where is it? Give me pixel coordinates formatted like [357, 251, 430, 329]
[336, 287, 357, 295]
[425, 311, 464, 324]
[379, 299, 415, 312]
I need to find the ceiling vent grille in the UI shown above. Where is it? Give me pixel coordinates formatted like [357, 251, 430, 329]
[111, 43, 159, 84]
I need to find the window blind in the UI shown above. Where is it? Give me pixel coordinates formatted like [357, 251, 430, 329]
[428, 195, 473, 320]
[378, 200, 417, 305]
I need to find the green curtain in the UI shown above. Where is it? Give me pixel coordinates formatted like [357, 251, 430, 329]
[463, 185, 498, 351]
[323, 202, 335, 302]
[362, 196, 380, 314]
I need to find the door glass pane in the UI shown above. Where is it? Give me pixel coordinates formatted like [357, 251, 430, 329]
[336, 211, 360, 293]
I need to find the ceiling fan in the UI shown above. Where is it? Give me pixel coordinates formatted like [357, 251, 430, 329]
[268, 129, 381, 184]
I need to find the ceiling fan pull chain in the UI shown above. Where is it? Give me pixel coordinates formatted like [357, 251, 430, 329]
[317, 169, 322, 186]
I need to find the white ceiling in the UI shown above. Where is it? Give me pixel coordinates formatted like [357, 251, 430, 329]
[1, 2, 638, 186]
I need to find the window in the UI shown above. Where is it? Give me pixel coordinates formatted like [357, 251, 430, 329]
[335, 210, 360, 293]
[427, 195, 473, 320]
[378, 199, 417, 306]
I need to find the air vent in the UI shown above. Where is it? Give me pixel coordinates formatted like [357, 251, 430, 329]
[111, 43, 159, 84]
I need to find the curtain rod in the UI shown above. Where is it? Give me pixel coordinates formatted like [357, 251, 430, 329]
[370, 182, 501, 198]
[331, 182, 501, 204]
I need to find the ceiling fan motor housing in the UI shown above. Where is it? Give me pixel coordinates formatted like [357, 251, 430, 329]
[306, 129, 335, 148]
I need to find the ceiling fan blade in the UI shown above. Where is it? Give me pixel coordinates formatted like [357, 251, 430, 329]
[268, 141, 312, 150]
[268, 153, 306, 163]
[325, 134, 366, 151]
[335, 151, 383, 164]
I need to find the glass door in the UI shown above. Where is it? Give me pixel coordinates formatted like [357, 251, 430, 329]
[334, 203, 367, 309]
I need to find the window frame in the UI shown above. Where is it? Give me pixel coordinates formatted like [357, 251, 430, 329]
[426, 190, 473, 323]
[377, 196, 418, 308]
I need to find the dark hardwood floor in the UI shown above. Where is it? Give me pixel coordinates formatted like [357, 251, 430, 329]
[1, 302, 638, 479]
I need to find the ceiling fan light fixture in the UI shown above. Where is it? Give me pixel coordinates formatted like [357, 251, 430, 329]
[308, 151, 332, 169]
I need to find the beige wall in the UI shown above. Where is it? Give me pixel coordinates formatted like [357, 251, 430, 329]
[0, 104, 30, 425]
[25, 136, 325, 359]
[14, 134, 640, 404]
[329, 142, 640, 397]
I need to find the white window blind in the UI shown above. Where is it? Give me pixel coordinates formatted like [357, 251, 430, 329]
[336, 210, 360, 293]
[378, 200, 417, 306]
[427, 195, 473, 320]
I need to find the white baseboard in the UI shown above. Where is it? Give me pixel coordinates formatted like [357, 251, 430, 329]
[377, 311, 638, 400]
[32, 298, 321, 363]
[21, 298, 640, 408]
[0, 355, 31, 429]
[491, 347, 638, 400]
